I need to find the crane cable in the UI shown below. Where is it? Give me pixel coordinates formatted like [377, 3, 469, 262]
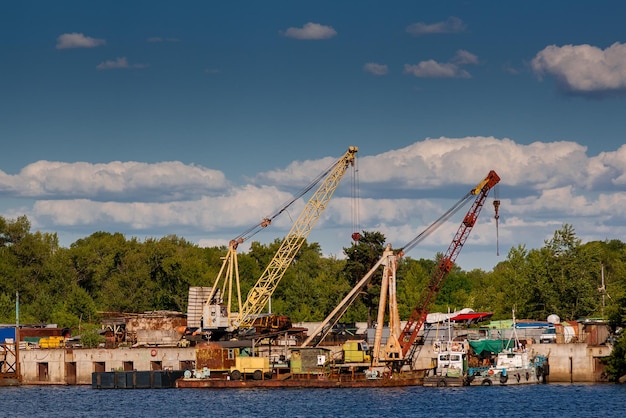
[400, 191, 474, 256]
[231, 155, 341, 245]
[351, 156, 361, 242]
[493, 185, 501, 256]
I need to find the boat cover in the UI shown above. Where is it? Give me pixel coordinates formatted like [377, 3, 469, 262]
[468, 339, 514, 355]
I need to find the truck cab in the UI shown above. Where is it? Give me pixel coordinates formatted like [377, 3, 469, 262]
[342, 340, 371, 363]
[539, 327, 557, 344]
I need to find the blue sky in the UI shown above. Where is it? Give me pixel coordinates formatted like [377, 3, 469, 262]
[1, 0, 626, 271]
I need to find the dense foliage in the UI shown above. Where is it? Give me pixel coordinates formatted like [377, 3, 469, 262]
[2, 216, 626, 377]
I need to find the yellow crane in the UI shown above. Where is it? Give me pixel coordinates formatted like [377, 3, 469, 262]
[203, 146, 358, 335]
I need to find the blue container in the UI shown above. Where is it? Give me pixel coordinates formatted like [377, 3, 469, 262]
[0, 327, 16, 343]
[134, 371, 152, 388]
[114, 372, 127, 388]
[92, 372, 115, 389]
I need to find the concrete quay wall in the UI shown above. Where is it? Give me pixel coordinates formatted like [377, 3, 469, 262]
[18, 342, 611, 385]
[413, 342, 611, 383]
[20, 347, 196, 385]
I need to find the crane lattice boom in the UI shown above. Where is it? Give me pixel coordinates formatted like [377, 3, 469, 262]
[399, 170, 500, 363]
[234, 146, 358, 329]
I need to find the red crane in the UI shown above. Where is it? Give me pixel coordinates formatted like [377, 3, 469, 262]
[397, 170, 500, 366]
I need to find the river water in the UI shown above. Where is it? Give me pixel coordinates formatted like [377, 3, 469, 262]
[1, 383, 625, 417]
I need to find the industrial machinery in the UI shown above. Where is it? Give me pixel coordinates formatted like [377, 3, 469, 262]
[301, 170, 500, 371]
[388, 170, 500, 369]
[203, 146, 358, 337]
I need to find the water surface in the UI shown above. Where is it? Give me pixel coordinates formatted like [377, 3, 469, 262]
[1, 383, 624, 417]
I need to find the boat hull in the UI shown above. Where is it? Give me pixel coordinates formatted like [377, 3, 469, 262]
[423, 376, 465, 387]
[177, 371, 425, 389]
[468, 368, 545, 386]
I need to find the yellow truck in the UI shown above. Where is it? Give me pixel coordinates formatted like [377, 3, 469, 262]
[341, 340, 371, 363]
[229, 356, 271, 381]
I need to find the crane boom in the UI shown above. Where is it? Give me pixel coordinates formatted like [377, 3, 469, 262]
[234, 146, 358, 329]
[397, 170, 500, 364]
[300, 245, 392, 347]
[302, 170, 500, 359]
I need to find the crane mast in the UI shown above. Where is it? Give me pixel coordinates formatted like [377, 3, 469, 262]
[302, 170, 500, 365]
[395, 170, 500, 366]
[233, 146, 358, 329]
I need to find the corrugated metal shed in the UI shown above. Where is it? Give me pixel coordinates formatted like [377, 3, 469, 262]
[187, 287, 213, 329]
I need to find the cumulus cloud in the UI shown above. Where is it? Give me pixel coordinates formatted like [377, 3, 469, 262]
[356, 137, 592, 191]
[5, 137, 626, 271]
[56, 33, 106, 49]
[31, 184, 294, 231]
[96, 57, 148, 70]
[364, 63, 388, 76]
[252, 154, 343, 187]
[406, 16, 466, 36]
[531, 42, 626, 97]
[404, 61, 470, 78]
[404, 50, 478, 78]
[452, 50, 478, 65]
[282, 22, 337, 40]
[0, 161, 228, 200]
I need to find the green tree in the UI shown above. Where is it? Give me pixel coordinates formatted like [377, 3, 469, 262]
[542, 225, 598, 320]
[0, 293, 16, 323]
[396, 257, 432, 319]
[342, 231, 386, 325]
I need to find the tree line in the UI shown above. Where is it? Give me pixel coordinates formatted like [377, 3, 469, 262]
[1, 215, 626, 378]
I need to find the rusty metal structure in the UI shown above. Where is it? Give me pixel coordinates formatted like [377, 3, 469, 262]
[301, 170, 501, 372]
[391, 170, 500, 369]
[0, 337, 20, 386]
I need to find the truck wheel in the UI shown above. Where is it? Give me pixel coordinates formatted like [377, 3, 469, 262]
[230, 370, 242, 381]
[253, 370, 263, 380]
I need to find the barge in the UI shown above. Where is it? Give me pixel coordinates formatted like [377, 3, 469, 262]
[176, 369, 425, 389]
[176, 340, 425, 389]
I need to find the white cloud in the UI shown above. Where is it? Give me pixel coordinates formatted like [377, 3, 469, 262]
[252, 154, 342, 187]
[404, 61, 470, 78]
[356, 137, 593, 192]
[0, 161, 228, 200]
[56, 33, 106, 49]
[31, 184, 293, 231]
[404, 50, 478, 78]
[531, 42, 626, 96]
[282, 22, 337, 40]
[452, 50, 478, 65]
[96, 57, 148, 70]
[364, 63, 388, 76]
[5, 137, 626, 272]
[406, 17, 466, 36]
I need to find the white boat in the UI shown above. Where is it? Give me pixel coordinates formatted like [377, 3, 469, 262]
[423, 339, 468, 387]
[423, 311, 469, 387]
[468, 310, 549, 386]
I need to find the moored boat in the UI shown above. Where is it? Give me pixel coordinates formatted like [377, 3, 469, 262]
[467, 349, 548, 386]
[468, 309, 549, 386]
[422, 340, 468, 387]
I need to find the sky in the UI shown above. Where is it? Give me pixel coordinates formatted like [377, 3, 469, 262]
[1, 0, 626, 272]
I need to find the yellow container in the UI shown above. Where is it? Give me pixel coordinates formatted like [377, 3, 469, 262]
[39, 336, 65, 348]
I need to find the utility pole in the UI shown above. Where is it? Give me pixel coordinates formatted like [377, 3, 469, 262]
[15, 291, 21, 383]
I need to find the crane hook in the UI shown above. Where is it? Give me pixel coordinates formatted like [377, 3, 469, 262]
[493, 199, 500, 256]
